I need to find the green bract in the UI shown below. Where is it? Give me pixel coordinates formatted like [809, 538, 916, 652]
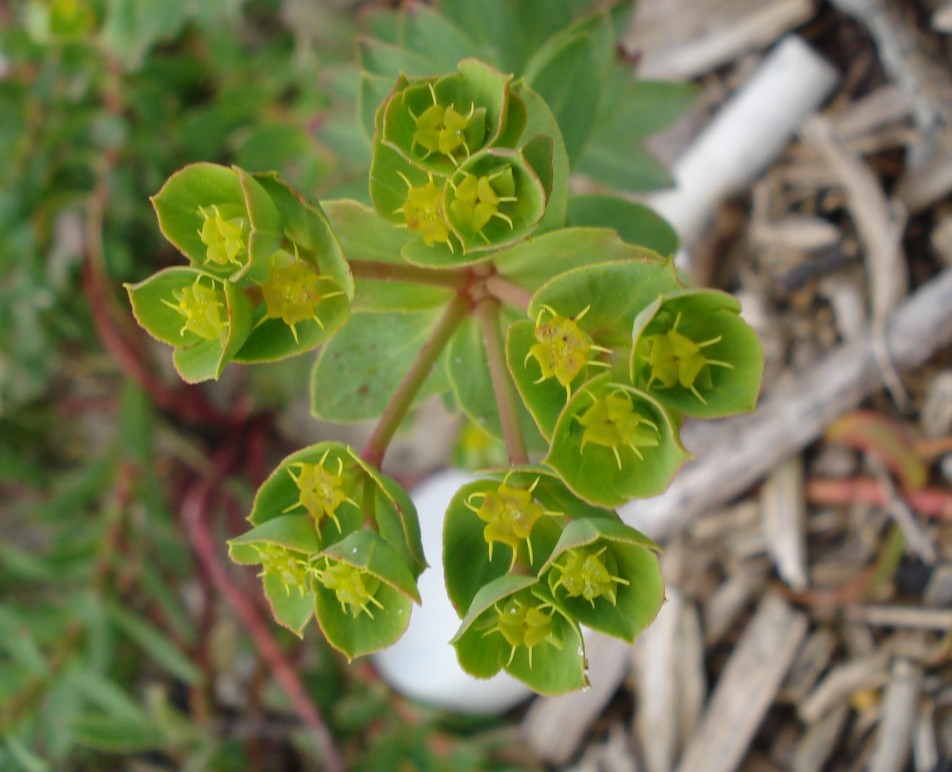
[127, 30, 764, 692]
[450, 576, 587, 695]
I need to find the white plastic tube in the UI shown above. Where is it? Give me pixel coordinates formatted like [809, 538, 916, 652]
[648, 36, 839, 252]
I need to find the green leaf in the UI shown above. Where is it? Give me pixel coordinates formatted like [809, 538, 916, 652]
[437, 149, 547, 258]
[315, 531, 418, 660]
[540, 517, 664, 642]
[71, 715, 165, 753]
[450, 574, 537, 677]
[493, 227, 665, 291]
[567, 195, 679, 257]
[66, 667, 150, 723]
[107, 602, 203, 686]
[524, 31, 598, 162]
[310, 309, 448, 422]
[545, 373, 688, 507]
[631, 289, 764, 418]
[512, 81, 569, 233]
[576, 141, 672, 193]
[445, 312, 544, 451]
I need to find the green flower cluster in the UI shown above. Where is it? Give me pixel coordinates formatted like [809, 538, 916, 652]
[228, 442, 425, 660]
[368, 60, 561, 266]
[125, 164, 354, 382]
[508, 259, 764, 509]
[443, 468, 663, 694]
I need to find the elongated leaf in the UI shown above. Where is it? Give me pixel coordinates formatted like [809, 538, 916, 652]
[107, 603, 203, 686]
[71, 715, 165, 753]
[310, 309, 448, 422]
[567, 195, 678, 257]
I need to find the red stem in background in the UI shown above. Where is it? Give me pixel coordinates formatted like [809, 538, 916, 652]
[806, 477, 952, 519]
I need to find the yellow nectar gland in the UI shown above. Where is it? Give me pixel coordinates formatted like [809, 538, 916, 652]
[260, 258, 342, 343]
[198, 205, 248, 268]
[549, 546, 629, 608]
[316, 559, 384, 619]
[255, 543, 314, 596]
[526, 305, 611, 396]
[395, 172, 453, 250]
[162, 277, 227, 341]
[481, 595, 562, 669]
[411, 83, 480, 163]
[465, 475, 561, 568]
[449, 167, 516, 243]
[642, 312, 733, 405]
[285, 451, 357, 534]
[577, 388, 660, 469]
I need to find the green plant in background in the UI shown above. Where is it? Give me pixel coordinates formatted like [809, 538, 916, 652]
[128, 21, 764, 691]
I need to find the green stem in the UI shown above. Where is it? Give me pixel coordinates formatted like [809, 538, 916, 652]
[361, 294, 470, 468]
[485, 275, 532, 313]
[350, 259, 469, 289]
[474, 298, 529, 466]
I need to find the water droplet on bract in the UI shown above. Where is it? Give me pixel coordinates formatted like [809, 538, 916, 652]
[576, 646, 583, 657]
[352, 547, 357, 554]
[454, 357, 462, 364]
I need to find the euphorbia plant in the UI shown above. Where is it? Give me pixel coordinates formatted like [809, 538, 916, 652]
[126, 51, 763, 695]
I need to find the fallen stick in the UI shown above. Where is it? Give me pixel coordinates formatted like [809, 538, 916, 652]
[621, 265, 952, 541]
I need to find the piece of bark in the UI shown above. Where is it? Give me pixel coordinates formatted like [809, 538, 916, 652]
[635, 591, 683, 772]
[621, 266, 952, 543]
[793, 703, 850, 772]
[798, 654, 889, 724]
[870, 658, 923, 772]
[675, 593, 808, 772]
[780, 627, 838, 704]
[913, 697, 939, 772]
[627, 0, 816, 80]
[522, 632, 633, 765]
[800, 115, 908, 324]
[846, 605, 952, 631]
[761, 455, 809, 590]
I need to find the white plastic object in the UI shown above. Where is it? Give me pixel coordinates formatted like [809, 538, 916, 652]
[648, 36, 839, 251]
[372, 469, 533, 713]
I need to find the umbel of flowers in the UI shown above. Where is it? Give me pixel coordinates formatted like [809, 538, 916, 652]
[127, 54, 764, 694]
[126, 165, 354, 382]
[368, 59, 555, 267]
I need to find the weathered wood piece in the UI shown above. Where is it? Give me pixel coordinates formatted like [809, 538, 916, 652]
[870, 659, 923, 772]
[675, 593, 808, 772]
[628, 0, 816, 80]
[521, 633, 633, 765]
[761, 455, 809, 590]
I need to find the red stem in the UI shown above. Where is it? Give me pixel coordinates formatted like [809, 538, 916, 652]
[806, 477, 952, 519]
